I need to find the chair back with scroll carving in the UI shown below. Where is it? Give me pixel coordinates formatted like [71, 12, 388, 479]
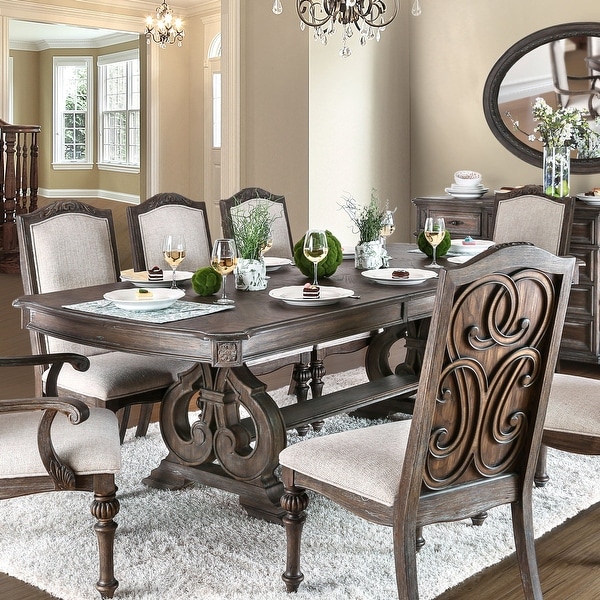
[279, 243, 575, 599]
[220, 187, 294, 259]
[17, 200, 194, 441]
[0, 352, 121, 599]
[492, 185, 574, 256]
[127, 192, 212, 272]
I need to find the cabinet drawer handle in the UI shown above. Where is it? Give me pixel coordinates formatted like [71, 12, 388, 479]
[448, 220, 464, 226]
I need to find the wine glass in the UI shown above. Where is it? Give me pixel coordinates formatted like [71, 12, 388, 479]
[211, 238, 238, 305]
[423, 217, 446, 268]
[162, 234, 186, 289]
[303, 229, 328, 286]
[380, 210, 396, 267]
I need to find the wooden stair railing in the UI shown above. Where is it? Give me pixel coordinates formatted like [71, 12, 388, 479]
[1, 118, 41, 274]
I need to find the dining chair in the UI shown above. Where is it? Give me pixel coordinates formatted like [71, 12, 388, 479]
[126, 192, 212, 273]
[219, 187, 294, 259]
[17, 199, 195, 442]
[550, 38, 600, 116]
[534, 372, 600, 487]
[0, 352, 121, 599]
[279, 243, 576, 599]
[492, 185, 575, 256]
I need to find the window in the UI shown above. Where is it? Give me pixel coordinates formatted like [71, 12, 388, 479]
[98, 50, 140, 170]
[53, 57, 93, 167]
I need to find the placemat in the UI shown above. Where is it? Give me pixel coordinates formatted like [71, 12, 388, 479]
[63, 299, 233, 323]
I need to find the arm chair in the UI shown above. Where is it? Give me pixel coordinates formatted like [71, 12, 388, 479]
[534, 372, 600, 486]
[17, 200, 195, 442]
[550, 39, 600, 117]
[127, 192, 212, 273]
[0, 352, 121, 599]
[492, 185, 575, 256]
[279, 243, 575, 599]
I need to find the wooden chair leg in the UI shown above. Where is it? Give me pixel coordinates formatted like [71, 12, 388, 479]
[91, 475, 120, 599]
[135, 402, 154, 438]
[280, 484, 309, 593]
[534, 444, 549, 487]
[117, 406, 131, 444]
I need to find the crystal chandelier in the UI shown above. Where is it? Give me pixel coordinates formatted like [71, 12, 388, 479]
[272, 0, 407, 58]
[145, 1, 185, 48]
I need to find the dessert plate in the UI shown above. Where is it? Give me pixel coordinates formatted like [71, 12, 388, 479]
[104, 288, 185, 311]
[361, 268, 438, 286]
[269, 286, 354, 306]
[263, 257, 293, 271]
[449, 239, 494, 255]
[120, 269, 194, 288]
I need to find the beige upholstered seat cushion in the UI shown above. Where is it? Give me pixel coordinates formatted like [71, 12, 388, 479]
[546, 373, 600, 437]
[43, 353, 195, 401]
[0, 408, 121, 478]
[279, 420, 411, 507]
[138, 205, 211, 272]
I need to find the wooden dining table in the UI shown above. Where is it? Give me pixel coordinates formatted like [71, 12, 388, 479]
[14, 243, 448, 522]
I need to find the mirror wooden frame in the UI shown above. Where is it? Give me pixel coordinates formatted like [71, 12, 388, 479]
[483, 22, 600, 174]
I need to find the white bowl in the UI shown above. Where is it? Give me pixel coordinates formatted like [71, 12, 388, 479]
[104, 288, 185, 311]
[454, 170, 482, 187]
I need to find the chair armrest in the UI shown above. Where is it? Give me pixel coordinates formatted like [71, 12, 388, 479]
[0, 353, 90, 396]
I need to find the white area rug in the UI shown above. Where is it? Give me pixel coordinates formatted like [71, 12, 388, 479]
[1, 367, 599, 600]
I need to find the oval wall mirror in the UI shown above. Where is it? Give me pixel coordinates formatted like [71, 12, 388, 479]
[483, 22, 600, 174]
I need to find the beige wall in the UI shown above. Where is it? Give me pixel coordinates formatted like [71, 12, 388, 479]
[410, 0, 600, 210]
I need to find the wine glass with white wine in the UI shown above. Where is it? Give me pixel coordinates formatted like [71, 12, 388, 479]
[303, 229, 328, 286]
[380, 209, 396, 267]
[162, 234, 186, 289]
[211, 238, 238, 305]
[423, 217, 446, 268]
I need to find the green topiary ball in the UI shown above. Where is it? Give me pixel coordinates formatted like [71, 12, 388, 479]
[191, 266, 223, 296]
[417, 230, 452, 257]
[293, 230, 343, 278]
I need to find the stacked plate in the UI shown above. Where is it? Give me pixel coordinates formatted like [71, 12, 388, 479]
[444, 183, 489, 199]
[577, 193, 600, 206]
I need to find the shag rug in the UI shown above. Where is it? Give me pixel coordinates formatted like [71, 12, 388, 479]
[1, 368, 599, 600]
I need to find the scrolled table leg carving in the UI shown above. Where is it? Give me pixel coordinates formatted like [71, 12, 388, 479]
[292, 356, 311, 437]
[309, 353, 325, 432]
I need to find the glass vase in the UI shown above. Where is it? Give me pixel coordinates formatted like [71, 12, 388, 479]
[543, 146, 570, 198]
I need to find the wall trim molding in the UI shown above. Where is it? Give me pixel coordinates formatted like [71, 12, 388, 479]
[38, 187, 138, 204]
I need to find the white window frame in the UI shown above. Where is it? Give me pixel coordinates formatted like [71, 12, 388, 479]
[97, 49, 140, 173]
[52, 56, 94, 170]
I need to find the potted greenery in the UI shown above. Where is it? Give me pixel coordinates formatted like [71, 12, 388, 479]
[228, 200, 277, 290]
[340, 189, 386, 269]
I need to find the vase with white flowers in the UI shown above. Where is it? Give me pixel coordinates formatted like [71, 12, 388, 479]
[339, 189, 386, 269]
[508, 97, 599, 197]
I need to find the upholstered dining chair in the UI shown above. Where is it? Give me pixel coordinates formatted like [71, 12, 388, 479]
[220, 187, 294, 259]
[492, 185, 575, 256]
[534, 372, 600, 487]
[279, 243, 575, 599]
[127, 192, 212, 273]
[17, 200, 194, 442]
[0, 352, 121, 599]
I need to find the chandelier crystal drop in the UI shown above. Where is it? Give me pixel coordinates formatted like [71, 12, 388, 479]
[145, 1, 185, 48]
[272, 0, 403, 57]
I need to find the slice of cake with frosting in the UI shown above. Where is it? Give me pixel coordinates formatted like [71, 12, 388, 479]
[148, 266, 164, 281]
[303, 283, 320, 299]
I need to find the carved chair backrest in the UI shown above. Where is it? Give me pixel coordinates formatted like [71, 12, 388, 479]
[127, 193, 212, 272]
[492, 186, 574, 256]
[220, 188, 294, 259]
[398, 244, 575, 518]
[17, 200, 120, 361]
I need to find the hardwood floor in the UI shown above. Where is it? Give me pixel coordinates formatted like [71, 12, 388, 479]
[1, 272, 599, 599]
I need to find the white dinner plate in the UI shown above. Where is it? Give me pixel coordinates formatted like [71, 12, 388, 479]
[577, 193, 600, 205]
[269, 286, 354, 306]
[447, 255, 472, 264]
[120, 269, 194, 288]
[361, 268, 438, 286]
[449, 239, 494, 255]
[445, 188, 488, 199]
[104, 288, 185, 311]
[263, 256, 293, 271]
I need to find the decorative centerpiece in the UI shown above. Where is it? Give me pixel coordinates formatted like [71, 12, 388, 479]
[339, 189, 386, 269]
[228, 200, 276, 290]
[509, 97, 599, 197]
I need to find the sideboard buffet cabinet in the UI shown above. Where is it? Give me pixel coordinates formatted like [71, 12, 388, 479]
[413, 195, 600, 365]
